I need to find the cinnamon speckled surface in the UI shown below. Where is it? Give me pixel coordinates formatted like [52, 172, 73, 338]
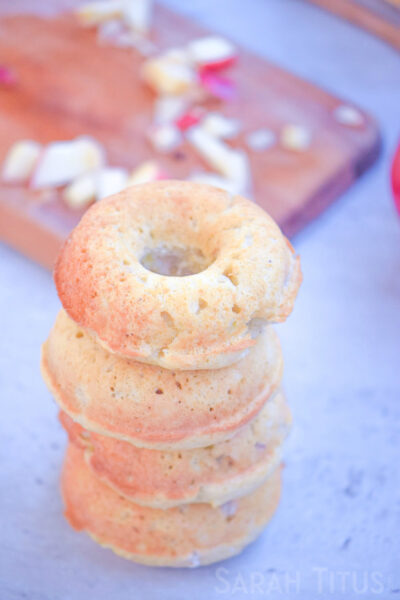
[0, 0, 400, 598]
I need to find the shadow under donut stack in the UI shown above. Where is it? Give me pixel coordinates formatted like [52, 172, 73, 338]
[41, 180, 301, 567]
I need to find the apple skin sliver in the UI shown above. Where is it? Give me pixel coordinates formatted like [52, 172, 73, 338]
[199, 70, 236, 101]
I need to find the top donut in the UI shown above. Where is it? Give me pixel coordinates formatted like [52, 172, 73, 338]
[55, 181, 301, 370]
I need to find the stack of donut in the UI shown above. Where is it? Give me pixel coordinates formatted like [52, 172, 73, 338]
[41, 181, 302, 567]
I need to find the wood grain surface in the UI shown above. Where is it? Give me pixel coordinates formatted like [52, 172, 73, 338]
[0, 2, 380, 269]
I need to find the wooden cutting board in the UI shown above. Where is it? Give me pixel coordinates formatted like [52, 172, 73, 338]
[0, 4, 380, 269]
[306, 0, 400, 51]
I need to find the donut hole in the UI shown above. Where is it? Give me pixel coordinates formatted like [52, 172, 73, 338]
[140, 244, 210, 277]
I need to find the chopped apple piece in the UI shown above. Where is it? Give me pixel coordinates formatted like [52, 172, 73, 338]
[280, 124, 312, 152]
[188, 172, 241, 195]
[30, 137, 105, 189]
[246, 128, 276, 151]
[2, 140, 42, 183]
[75, 1, 123, 26]
[186, 126, 251, 194]
[142, 55, 196, 95]
[122, 0, 153, 34]
[163, 47, 191, 66]
[126, 160, 165, 186]
[96, 167, 129, 200]
[153, 95, 189, 125]
[148, 123, 182, 153]
[187, 36, 237, 70]
[201, 113, 240, 139]
[63, 172, 97, 210]
[334, 105, 364, 127]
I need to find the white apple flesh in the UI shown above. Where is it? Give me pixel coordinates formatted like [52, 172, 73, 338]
[75, 1, 123, 26]
[122, 0, 153, 34]
[96, 167, 129, 200]
[280, 124, 312, 151]
[153, 95, 189, 125]
[2, 140, 42, 183]
[186, 126, 251, 194]
[30, 137, 105, 189]
[126, 160, 164, 186]
[142, 56, 196, 95]
[186, 36, 237, 69]
[63, 172, 97, 210]
[201, 113, 240, 139]
[148, 123, 182, 153]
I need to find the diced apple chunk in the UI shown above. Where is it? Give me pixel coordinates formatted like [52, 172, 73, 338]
[2, 140, 42, 183]
[63, 172, 97, 210]
[96, 167, 129, 200]
[75, 1, 123, 26]
[201, 113, 240, 139]
[153, 95, 189, 125]
[186, 126, 251, 194]
[122, 0, 153, 34]
[186, 36, 237, 69]
[142, 56, 196, 95]
[31, 137, 105, 189]
[163, 48, 191, 66]
[126, 160, 164, 186]
[280, 124, 312, 152]
[246, 128, 276, 151]
[148, 123, 182, 153]
[334, 105, 364, 127]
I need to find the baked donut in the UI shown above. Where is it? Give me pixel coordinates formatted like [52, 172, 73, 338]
[41, 309, 283, 450]
[62, 443, 282, 567]
[59, 390, 291, 508]
[55, 181, 301, 370]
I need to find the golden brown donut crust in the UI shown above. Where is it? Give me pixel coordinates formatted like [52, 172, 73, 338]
[41, 309, 283, 449]
[54, 181, 301, 370]
[62, 444, 282, 567]
[59, 390, 291, 508]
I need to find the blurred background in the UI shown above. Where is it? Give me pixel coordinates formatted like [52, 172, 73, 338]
[0, 1, 399, 598]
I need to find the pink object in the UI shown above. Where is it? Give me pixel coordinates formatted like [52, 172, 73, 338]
[391, 141, 400, 215]
[199, 70, 236, 101]
[199, 55, 237, 72]
[0, 65, 17, 86]
[175, 108, 204, 131]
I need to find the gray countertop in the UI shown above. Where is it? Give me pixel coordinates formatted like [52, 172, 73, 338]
[1, 1, 399, 598]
